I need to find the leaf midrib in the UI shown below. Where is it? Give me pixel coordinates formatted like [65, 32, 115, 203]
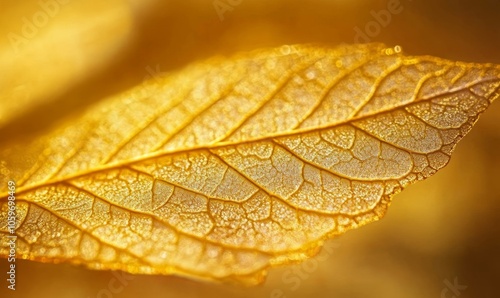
[2, 75, 498, 198]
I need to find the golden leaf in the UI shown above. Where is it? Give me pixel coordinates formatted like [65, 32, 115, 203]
[1, 43, 499, 284]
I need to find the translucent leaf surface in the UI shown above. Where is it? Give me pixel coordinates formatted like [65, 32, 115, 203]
[1, 43, 499, 284]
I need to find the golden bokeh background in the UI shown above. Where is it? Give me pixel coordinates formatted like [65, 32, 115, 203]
[1, 0, 499, 297]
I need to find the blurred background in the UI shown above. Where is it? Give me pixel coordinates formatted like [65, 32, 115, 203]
[1, 0, 499, 297]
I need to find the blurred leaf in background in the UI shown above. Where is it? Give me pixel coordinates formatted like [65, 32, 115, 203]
[0, 0, 133, 128]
